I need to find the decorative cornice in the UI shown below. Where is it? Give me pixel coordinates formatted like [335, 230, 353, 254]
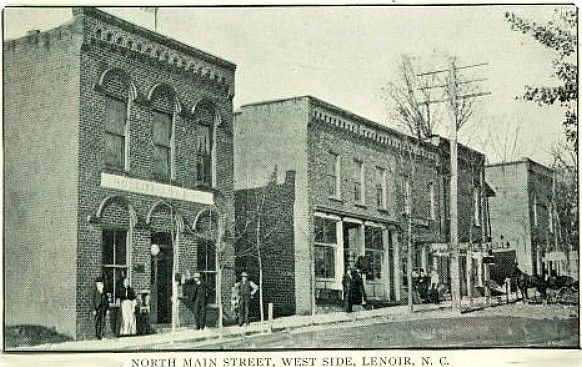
[310, 106, 438, 161]
[83, 36, 233, 98]
[74, 7, 236, 71]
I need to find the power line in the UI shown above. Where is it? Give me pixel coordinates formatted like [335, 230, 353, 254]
[418, 78, 489, 91]
[416, 62, 489, 77]
[420, 91, 492, 105]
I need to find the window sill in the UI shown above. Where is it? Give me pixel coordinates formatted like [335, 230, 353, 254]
[355, 203, 367, 209]
[328, 196, 343, 203]
[103, 165, 129, 176]
[377, 207, 390, 214]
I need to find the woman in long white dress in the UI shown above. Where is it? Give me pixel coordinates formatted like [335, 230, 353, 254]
[118, 277, 137, 336]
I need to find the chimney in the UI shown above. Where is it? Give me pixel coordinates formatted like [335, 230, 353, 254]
[26, 30, 41, 36]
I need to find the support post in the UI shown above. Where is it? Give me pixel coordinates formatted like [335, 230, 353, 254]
[268, 303, 274, 333]
[448, 61, 461, 314]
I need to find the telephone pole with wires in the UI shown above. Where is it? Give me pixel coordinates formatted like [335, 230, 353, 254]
[417, 58, 490, 313]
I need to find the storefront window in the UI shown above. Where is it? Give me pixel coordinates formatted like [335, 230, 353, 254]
[102, 228, 127, 304]
[314, 216, 337, 280]
[364, 226, 383, 281]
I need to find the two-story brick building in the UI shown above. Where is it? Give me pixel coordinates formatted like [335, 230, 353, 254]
[486, 159, 560, 278]
[234, 96, 492, 315]
[5, 7, 236, 339]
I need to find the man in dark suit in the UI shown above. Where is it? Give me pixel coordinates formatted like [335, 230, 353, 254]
[92, 276, 109, 340]
[189, 272, 208, 330]
[237, 271, 258, 326]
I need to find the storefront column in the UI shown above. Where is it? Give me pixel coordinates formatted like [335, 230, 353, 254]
[382, 228, 390, 300]
[392, 232, 401, 301]
[476, 253, 483, 287]
[336, 219, 345, 290]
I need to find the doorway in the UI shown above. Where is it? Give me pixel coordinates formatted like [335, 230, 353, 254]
[343, 221, 362, 271]
[151, 232, 173, 324]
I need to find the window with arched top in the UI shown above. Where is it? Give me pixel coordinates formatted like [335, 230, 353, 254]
[193, 101, 215, 187]
[193, 104, 212, 186]
[100, 69, 134, 171]
[150, 85, 178, 181]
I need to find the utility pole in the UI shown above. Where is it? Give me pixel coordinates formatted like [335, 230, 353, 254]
[140, 7, 159, 32]
[417, 58, 490, 313]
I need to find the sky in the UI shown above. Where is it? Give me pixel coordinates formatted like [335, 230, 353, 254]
[4, 5, 575, 166]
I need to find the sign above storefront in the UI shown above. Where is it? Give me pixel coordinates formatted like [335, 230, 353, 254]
[101, 173, 214, 205]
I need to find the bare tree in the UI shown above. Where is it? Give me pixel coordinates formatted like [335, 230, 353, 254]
[234, 174, 284, 323]
[382, 55, 440, 312]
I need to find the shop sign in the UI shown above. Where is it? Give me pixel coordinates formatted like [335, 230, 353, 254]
[101, 173, 214, 205]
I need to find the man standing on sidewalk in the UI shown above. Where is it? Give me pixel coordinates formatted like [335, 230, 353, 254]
[190, 272, 208, 330]
[237, 272, 258, 326]
[92, 276, 109, 340]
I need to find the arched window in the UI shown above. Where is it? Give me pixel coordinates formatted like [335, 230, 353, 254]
[100, 68, 135, 171]
[149, 84, 179, 181]
[193, 101, 216, 187]
[96, 195, 137, 305]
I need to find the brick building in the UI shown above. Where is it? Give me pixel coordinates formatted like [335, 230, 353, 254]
[430, 137, 494, 296]
[234, 96, 492, 315]
[486, 159, 561, 278]
[234, 171, 296, 318]
[5, 7, 236, 339]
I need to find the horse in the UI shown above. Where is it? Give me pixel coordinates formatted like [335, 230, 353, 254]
[511, 265, 547, 302]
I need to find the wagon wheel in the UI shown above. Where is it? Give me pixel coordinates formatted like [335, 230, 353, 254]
[558, 287, 574, 304]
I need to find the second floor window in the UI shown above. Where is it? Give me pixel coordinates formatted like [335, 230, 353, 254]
[327, 152, 341, 199]
[404, 178, 411, 216]
[153, 111, 172, 180]
[196, 125, 211, 186]
[353, 160, 364, 204]
[473, 187, 481, 226]
[376, 167, 387, 209]
[104, 97, 127, 169]
[429, 182, 436, 220]
[532, 193, 538, 226]
[194, 103, 215, 187]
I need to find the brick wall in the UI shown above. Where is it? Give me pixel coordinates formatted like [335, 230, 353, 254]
[4, 8, 236, 340]
[75, 24, 236, 338]
[234, 171, 296, 318]
[4, 20, 83, 337]
[234, 98, 311, 314]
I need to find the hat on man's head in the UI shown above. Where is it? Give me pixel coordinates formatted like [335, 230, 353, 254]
[241, 271, 248, 277]
[95, 276, 103, 283]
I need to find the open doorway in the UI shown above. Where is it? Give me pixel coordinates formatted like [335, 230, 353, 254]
[150, 232, 173, 324]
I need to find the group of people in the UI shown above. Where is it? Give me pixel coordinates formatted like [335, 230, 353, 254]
[92, 276, 152, 340]
[412, 267, 440, 304]
[184, 270, 260, 328]
[92, 270, 261, 339]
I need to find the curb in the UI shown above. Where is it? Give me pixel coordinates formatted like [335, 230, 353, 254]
[12, 301, 464, 351]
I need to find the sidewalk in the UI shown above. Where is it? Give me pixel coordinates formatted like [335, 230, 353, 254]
[14, 298, 491, 351]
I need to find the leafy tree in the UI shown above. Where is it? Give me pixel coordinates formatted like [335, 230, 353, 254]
[505, 9, 578, 153]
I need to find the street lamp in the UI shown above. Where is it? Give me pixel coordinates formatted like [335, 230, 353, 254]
[150, 244, 160, 324]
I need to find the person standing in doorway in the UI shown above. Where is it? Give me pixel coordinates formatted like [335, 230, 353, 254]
[92, 276, 109, 340]
[117, 277, 137, 336]
[342, 268, 355, 312]
[237, 272, 258, 326]
[190, 272, 208, 330]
